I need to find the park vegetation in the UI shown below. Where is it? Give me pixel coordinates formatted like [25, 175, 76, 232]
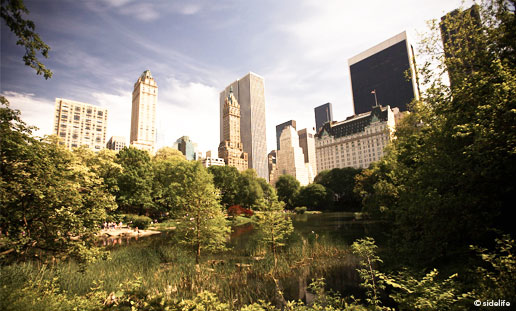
[1, 0, 515, 309]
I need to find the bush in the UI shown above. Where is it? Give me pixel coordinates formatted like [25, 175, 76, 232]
[294, 206, 307, 214]
[228, 205, 254, 217]
[122, 214, 152, 229]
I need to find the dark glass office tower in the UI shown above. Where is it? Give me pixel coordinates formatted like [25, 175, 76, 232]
[348, 31, 419, 115]
[314, 103, 333, 133]
[275, 120, 296, 150]
[440, 5, 482, 89]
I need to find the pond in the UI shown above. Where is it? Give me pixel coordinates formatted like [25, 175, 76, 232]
[99, 212, 386, 303]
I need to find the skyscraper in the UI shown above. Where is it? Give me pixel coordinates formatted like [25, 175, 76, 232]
[348, 31, 420, 115]
[275, 120, 296, 150]
[314, 103, 333, 133]
[53, 98, 108, 151]
[173, 136, 197, 160]
[130, 70, 157, 154]
[298, 128, 317, 178]
[220, 72, 268, 180]
[218, 88, 248, 171]
[276, 126, 312, 186]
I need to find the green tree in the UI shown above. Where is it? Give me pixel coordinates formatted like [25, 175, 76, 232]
[73, 147, 122, 199]
[172, 161, 229, 264]
[0, 98, 115, 264]
[154, 146, 186, 162]
[274, 175, 300, 210]
[237, 169, 266, 210]
[115, 147, 154, 216]
[295, 183, 330, 211]
[356, 0, 516, 266]
[255, 200, 293, 268]
[314, 167, 362, 211]
[208, 165, 241, 208]
[1, 0, 52, 78]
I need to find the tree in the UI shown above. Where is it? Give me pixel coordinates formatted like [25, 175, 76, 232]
[115, 147, 154, 216]
[255, 200, 293, 268]
[154, 146, 186, 162]
[314, 167, 362, 211]
[237, 169, 265, 210]
[274, 175, 300, 210]
[208, 165, 241, 208]
[1, 0, 52, 79]
[295, 183, 330, 211]
[0, 98, 115, 264]
[357, 0, 516, 266]
[172, 161, 229, 264]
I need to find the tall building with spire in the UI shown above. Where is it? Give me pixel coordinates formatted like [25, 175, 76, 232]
[220, 72, 267, 180]
[218, 88, 248, 171]
[130, 70, 157, 153]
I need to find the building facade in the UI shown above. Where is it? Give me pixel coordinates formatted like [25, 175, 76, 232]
[276, 126, 313, 186]
[275, 120, 296, 150]
[106, 136, 126, 151]
[348, 31, 420, 115]
[218, 88, 249, 171]
[220, 72, 268, 180]
[53, 98, 108, 151]
[202, 157, 226, 168]
[267, 150, 278, 185]
[130, 70, 157, 154]
[315, 105, 396, 172]
[173, 136, 197, 160]
[314, 103, 333, 133]
[298, 128, 317, 177]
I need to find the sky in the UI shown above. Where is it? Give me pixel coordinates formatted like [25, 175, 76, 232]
[1, 0, 473, 154]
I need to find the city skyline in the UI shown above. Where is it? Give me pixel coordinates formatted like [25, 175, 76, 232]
[1, 0, 472, 154]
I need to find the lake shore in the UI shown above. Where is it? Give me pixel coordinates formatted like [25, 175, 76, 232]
[98, 227, 161, 238]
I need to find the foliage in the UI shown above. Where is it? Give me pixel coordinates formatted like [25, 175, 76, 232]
[0, 0, 52, 79]
[122, 214, 152, 229]
[314, 168, 362, 211]
[351, 238, 387, 310]
[274, 175, 300, 210]
[237, 169, 266, 210]
[354, 0, 516, 266]
[154, 146, 186, 162]
[255, 201, 293, 267]
[471, 234, 516, 303]
[115, 147, 154, 216]
[296, 183, 330, 211]
[0, 98, 115, 265]
[172, 161, 230, 263]
[384, 269, 470, 311]
[208, 165, 241, 208]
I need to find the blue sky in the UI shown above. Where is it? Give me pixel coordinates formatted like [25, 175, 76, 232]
[1, 0, 471, 154]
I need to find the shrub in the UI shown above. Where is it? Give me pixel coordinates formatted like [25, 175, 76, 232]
[294, 206, 307, 214]
[228, 205, 253, 217]
[122, 214, 152, 229]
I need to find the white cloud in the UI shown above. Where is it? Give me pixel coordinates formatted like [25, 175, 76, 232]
[1, 91, 55, 137]
[91, 90, 132, 145]
[157, 77, 219, 154]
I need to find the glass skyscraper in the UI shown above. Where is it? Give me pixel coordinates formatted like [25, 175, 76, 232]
[348, 31, 419, 115]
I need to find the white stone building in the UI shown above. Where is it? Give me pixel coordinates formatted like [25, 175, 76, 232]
[276, 126, 313, 186]
[315, 105, 396, 172]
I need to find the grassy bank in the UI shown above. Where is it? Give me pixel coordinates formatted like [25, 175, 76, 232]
[0, 231, 356, 311]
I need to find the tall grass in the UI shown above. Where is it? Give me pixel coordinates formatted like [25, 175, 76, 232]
[0, 231, 359, 310]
